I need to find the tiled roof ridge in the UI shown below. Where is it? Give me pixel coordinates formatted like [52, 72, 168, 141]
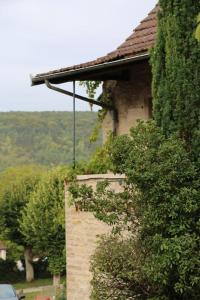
[107, 4, 159, 59]
[110, 4, 159, 52]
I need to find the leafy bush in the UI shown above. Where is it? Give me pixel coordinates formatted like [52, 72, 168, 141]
[33, 258, 51, 279]
[71, 121, 200, 299]
[0, 259, 25, 283]
[56, 287, 67, 300]
[91, 235, 149, 300]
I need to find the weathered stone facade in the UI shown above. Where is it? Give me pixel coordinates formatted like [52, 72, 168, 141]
[103, 61, 152, 139]
[65, 174, 125, 300]
[66, 61, 153, 299]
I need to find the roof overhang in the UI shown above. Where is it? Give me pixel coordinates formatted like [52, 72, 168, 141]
[31, 53, 149, 86]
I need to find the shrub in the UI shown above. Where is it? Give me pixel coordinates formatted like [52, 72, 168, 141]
[0, 259, 25, 283]
[72, 121, 200, 299]
[91, 235, 149, 300]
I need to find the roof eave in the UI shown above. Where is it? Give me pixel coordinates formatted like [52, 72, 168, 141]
[31, 52, 149, 86]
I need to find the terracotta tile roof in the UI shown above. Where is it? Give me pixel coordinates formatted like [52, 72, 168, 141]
[32, 4, 158, 82]
[107, 4, 158, 60]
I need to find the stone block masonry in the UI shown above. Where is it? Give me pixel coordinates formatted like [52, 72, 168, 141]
[65, 174, 125, 300]
[102, 62, 152, 139]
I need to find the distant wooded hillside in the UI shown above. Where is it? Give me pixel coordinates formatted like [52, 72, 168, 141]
[0, 112, 102, 171]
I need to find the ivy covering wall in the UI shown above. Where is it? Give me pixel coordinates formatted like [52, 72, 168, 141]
[151, 0, 200, 162]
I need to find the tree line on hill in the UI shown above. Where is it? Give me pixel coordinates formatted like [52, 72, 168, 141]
[0, 111, 102, 171]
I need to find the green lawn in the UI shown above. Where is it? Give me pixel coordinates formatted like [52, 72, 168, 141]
[14, 278, 53, 290]
[22, 292, 38, 300]
[14, 277, 66, 290]
[14, 278, 66, 300]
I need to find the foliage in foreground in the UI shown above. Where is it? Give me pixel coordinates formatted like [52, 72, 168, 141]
[0, 165, 44, 246]
[0, 165, 45, 281]
[195, 13, 200, 41]
[91, 235, 147, 300]
[70, 121, 200, 300]
[21, 167, 67, 278]
[0, 258, 24, 283]
[0, 134, 111, 281]
[151, 0, 200, 162]
[0, 164, 67, 282]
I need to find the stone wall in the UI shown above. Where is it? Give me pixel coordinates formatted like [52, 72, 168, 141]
[65, 174, 125, 300]
[102, 61, 152, 139]
[65, 60, 152, 299]
[0, 249, 6, 260]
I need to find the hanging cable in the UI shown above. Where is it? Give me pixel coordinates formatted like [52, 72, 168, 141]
[73, 81, 76, 169]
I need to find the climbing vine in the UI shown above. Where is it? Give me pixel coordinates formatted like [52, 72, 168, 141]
[79, 80, 113, 117]
[151, 0, 200, 160]
[80, 80, 114, 142]
[195, 13, 200, 41]
[79, 81, 102, 100]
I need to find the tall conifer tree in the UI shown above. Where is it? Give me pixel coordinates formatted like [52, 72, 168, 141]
[151, 1, 200, 160]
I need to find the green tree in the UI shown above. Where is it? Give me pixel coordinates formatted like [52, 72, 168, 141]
[70, 121, 200, 299]
[21, 167, 66, 285]
[0, 165, 44, 282]
[110, 122, 200, 299]
[151, 0, 200, 161]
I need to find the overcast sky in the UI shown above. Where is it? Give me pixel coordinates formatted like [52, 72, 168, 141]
[0, 0, 157, 112]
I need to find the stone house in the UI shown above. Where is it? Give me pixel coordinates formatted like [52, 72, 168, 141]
[0, 241, 7, 261]
[31, 4, 158, 299]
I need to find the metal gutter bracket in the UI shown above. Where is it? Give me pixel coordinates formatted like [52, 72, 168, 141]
[44, 80, 118, 136]
[44, 80, 114, 110]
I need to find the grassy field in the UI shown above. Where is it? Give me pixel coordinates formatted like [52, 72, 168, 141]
[14, 278, 53, 290]
[14, 278, 66, 300]
[23, 292, 38, 300]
